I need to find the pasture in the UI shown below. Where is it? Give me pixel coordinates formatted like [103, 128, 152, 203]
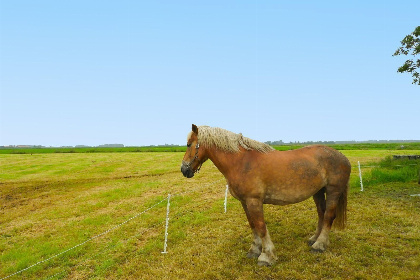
[1, 149, 419, 279]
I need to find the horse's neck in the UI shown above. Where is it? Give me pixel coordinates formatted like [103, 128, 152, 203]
[206, 147, 243, 178]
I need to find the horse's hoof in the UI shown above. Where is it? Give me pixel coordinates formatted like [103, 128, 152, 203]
[310, 247, 324, 253]
[307, 240, 316, 246]
[247, 251, 260, 259]
[257, 260, 272, 267]
[257, 253, 276, 266]
[311, 241, 326, 252]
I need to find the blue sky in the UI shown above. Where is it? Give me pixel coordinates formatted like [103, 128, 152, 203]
[0, 1, 419, 146]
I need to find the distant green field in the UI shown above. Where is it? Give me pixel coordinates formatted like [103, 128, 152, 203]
[1, 142, 420, 154]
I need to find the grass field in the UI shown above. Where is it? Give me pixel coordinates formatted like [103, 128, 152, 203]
[1, 148, 419, 279]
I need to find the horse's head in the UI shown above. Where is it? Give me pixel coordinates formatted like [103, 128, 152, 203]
[181, 124, 207, 178]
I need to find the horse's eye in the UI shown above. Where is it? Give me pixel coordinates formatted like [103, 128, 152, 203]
[187, 143, 191, 148]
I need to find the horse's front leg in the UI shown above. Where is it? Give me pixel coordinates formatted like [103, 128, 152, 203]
[244, 198, 277, 266]
[241, 201, 262, 258]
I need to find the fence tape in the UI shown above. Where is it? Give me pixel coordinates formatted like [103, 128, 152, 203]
[161, 194, 171, 254]
[224, 185, 229, 213]
[358, 161, 364, 192]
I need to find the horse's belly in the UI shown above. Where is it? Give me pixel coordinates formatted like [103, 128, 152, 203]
[263, 196, 293, 205]
[262, 173, 326, 205]
[263, 189, 314, 205]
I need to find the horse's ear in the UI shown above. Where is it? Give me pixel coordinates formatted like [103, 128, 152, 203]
[192, 124, 198, 135]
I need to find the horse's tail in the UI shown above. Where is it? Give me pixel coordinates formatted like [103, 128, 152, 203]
[334, 181, 349, 230]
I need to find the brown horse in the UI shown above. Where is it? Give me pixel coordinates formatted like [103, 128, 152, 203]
[181, 124, 351, 266]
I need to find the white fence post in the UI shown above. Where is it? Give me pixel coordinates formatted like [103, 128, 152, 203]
[224, 185, 229, 213]
[161, 194, 171, 254]
[358, 161, 364, 192]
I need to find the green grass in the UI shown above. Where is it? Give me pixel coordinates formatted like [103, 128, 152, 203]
[1, 149, 419, 279]
[363, 156, 420, 186]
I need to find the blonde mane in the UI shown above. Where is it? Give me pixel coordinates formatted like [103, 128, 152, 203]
[196, 126, 275, 153]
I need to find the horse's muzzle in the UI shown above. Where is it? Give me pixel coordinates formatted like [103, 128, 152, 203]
[181, 164, 194, 178]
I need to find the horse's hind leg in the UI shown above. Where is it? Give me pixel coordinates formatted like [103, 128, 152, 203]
[308, 187, 326, 246]
[311, 187, 341, 252]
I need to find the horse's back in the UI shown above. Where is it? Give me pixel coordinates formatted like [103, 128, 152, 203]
[258, 145, 350, 205]
[273, 145, 350, 175]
